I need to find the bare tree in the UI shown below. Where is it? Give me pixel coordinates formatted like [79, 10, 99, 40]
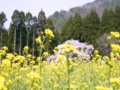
[96, 33, 113, 56]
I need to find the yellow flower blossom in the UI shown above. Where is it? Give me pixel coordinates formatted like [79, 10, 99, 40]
[94, 50, 99, 55]
[0, 76, 7, 90]
[110, 31, 120, 38]
[43, 52, 49, 57]
[96, 86, 112, 90]
[0, 50, 6, 56]
[0, 76, 5, 84]
[35, 36, 42, 44]
[110, 77, 120, 85]
[27, 71, 41, 80]
[23, 46, 29, 53]
[61, 44, 78, 54]
[36, 57, 41, 62]
[2, 59, 11, 68]
[2, 46, 8, 51]
[45, 29, 54, 38]
[6, 53, 14, 61]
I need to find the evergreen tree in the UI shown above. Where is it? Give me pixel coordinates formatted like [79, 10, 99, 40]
[38, 10, 46, 33]
[45, 17, 54, 30]
[2, 29, 8, 47]
[67, 13, 82, 40]
[18, 11, 26, 55]
[25, 12, 33, 47]
[30, 16, 39, 56]
[9, 10, 20, 53]
[8, 23, 15, 52]
[59, 16, 73, 44]
[81, 9, 100, 46]
[0, 12, 7, 49]
[113, 5, 120, 31]
[99, 8, 114, 36]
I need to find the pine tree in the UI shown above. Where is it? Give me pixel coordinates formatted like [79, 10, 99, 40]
[99, 8, 114, 36]
[67, 13, 82, 40]
[113, 5, 120, 31]
[45, 17, 54, 30]
[59, 16, 73, 44]
[81, 9, 100, 46]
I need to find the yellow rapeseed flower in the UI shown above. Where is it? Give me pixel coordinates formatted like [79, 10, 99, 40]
[35, 36, 42, 44]
[61, 44, 77, 54]
[2, 59, 11, 68]
[27, 71, 41, 80]
[6, 53, 14, 61]
[96, 86, 112, 90]
[0, 75, 7, 90]
[45, 29, 54, 38]
[110, 31, 120, 38]
[2, 46, 8, 51]
[110, 77, 120, 86]
[23, 46, 29, 53]
[43, 52, 49, 57]
[0, 50, 6, 56]
[0, 76, 5, 84]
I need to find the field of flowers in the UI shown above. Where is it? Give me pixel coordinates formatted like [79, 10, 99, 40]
[0, 30, 120, 90]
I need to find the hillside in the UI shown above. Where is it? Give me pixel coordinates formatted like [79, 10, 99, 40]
[50, 0, 120, 31]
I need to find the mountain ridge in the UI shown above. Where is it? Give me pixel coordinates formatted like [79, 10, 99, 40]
[50, 0, 120, 31]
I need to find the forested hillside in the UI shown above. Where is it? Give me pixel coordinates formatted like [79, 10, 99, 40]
[51, 0, 120, 31]
[59, 4, 120, 55]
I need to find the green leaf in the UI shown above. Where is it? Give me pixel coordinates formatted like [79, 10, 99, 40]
[68, 66, 74, 73]
[105, 61, 113, 68]
[66, 59, 70, 67]
[66, 53, 70, 67]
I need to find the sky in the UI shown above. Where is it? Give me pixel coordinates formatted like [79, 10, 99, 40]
[0, 0, 94, 29]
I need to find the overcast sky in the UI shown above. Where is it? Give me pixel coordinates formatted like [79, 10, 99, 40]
[0, 0, 94, 29]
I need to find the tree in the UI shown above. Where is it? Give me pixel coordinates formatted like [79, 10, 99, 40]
[45, 17, 54, 30]
[99, 8, 114, 36]
[11, 10, 20, 54]
[25, 12, 32, 47]
[0, 12, 7, 49]
[38, 10, 46, 33]
[67, 13, 82, 40]
[18, 11, 26, 55]
[81, 9, 100, 46]
[113, 5, 120, 31]
[96, 33, 112, 56]
[30, 16, 39, 56]
[59, 16, 73, 44]
[2, 29, 8, 47]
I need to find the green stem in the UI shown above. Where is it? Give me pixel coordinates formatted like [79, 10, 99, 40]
[67, 66, 70, 90]
[66, 53, 70, 90]
[108, 67, 111, 86]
